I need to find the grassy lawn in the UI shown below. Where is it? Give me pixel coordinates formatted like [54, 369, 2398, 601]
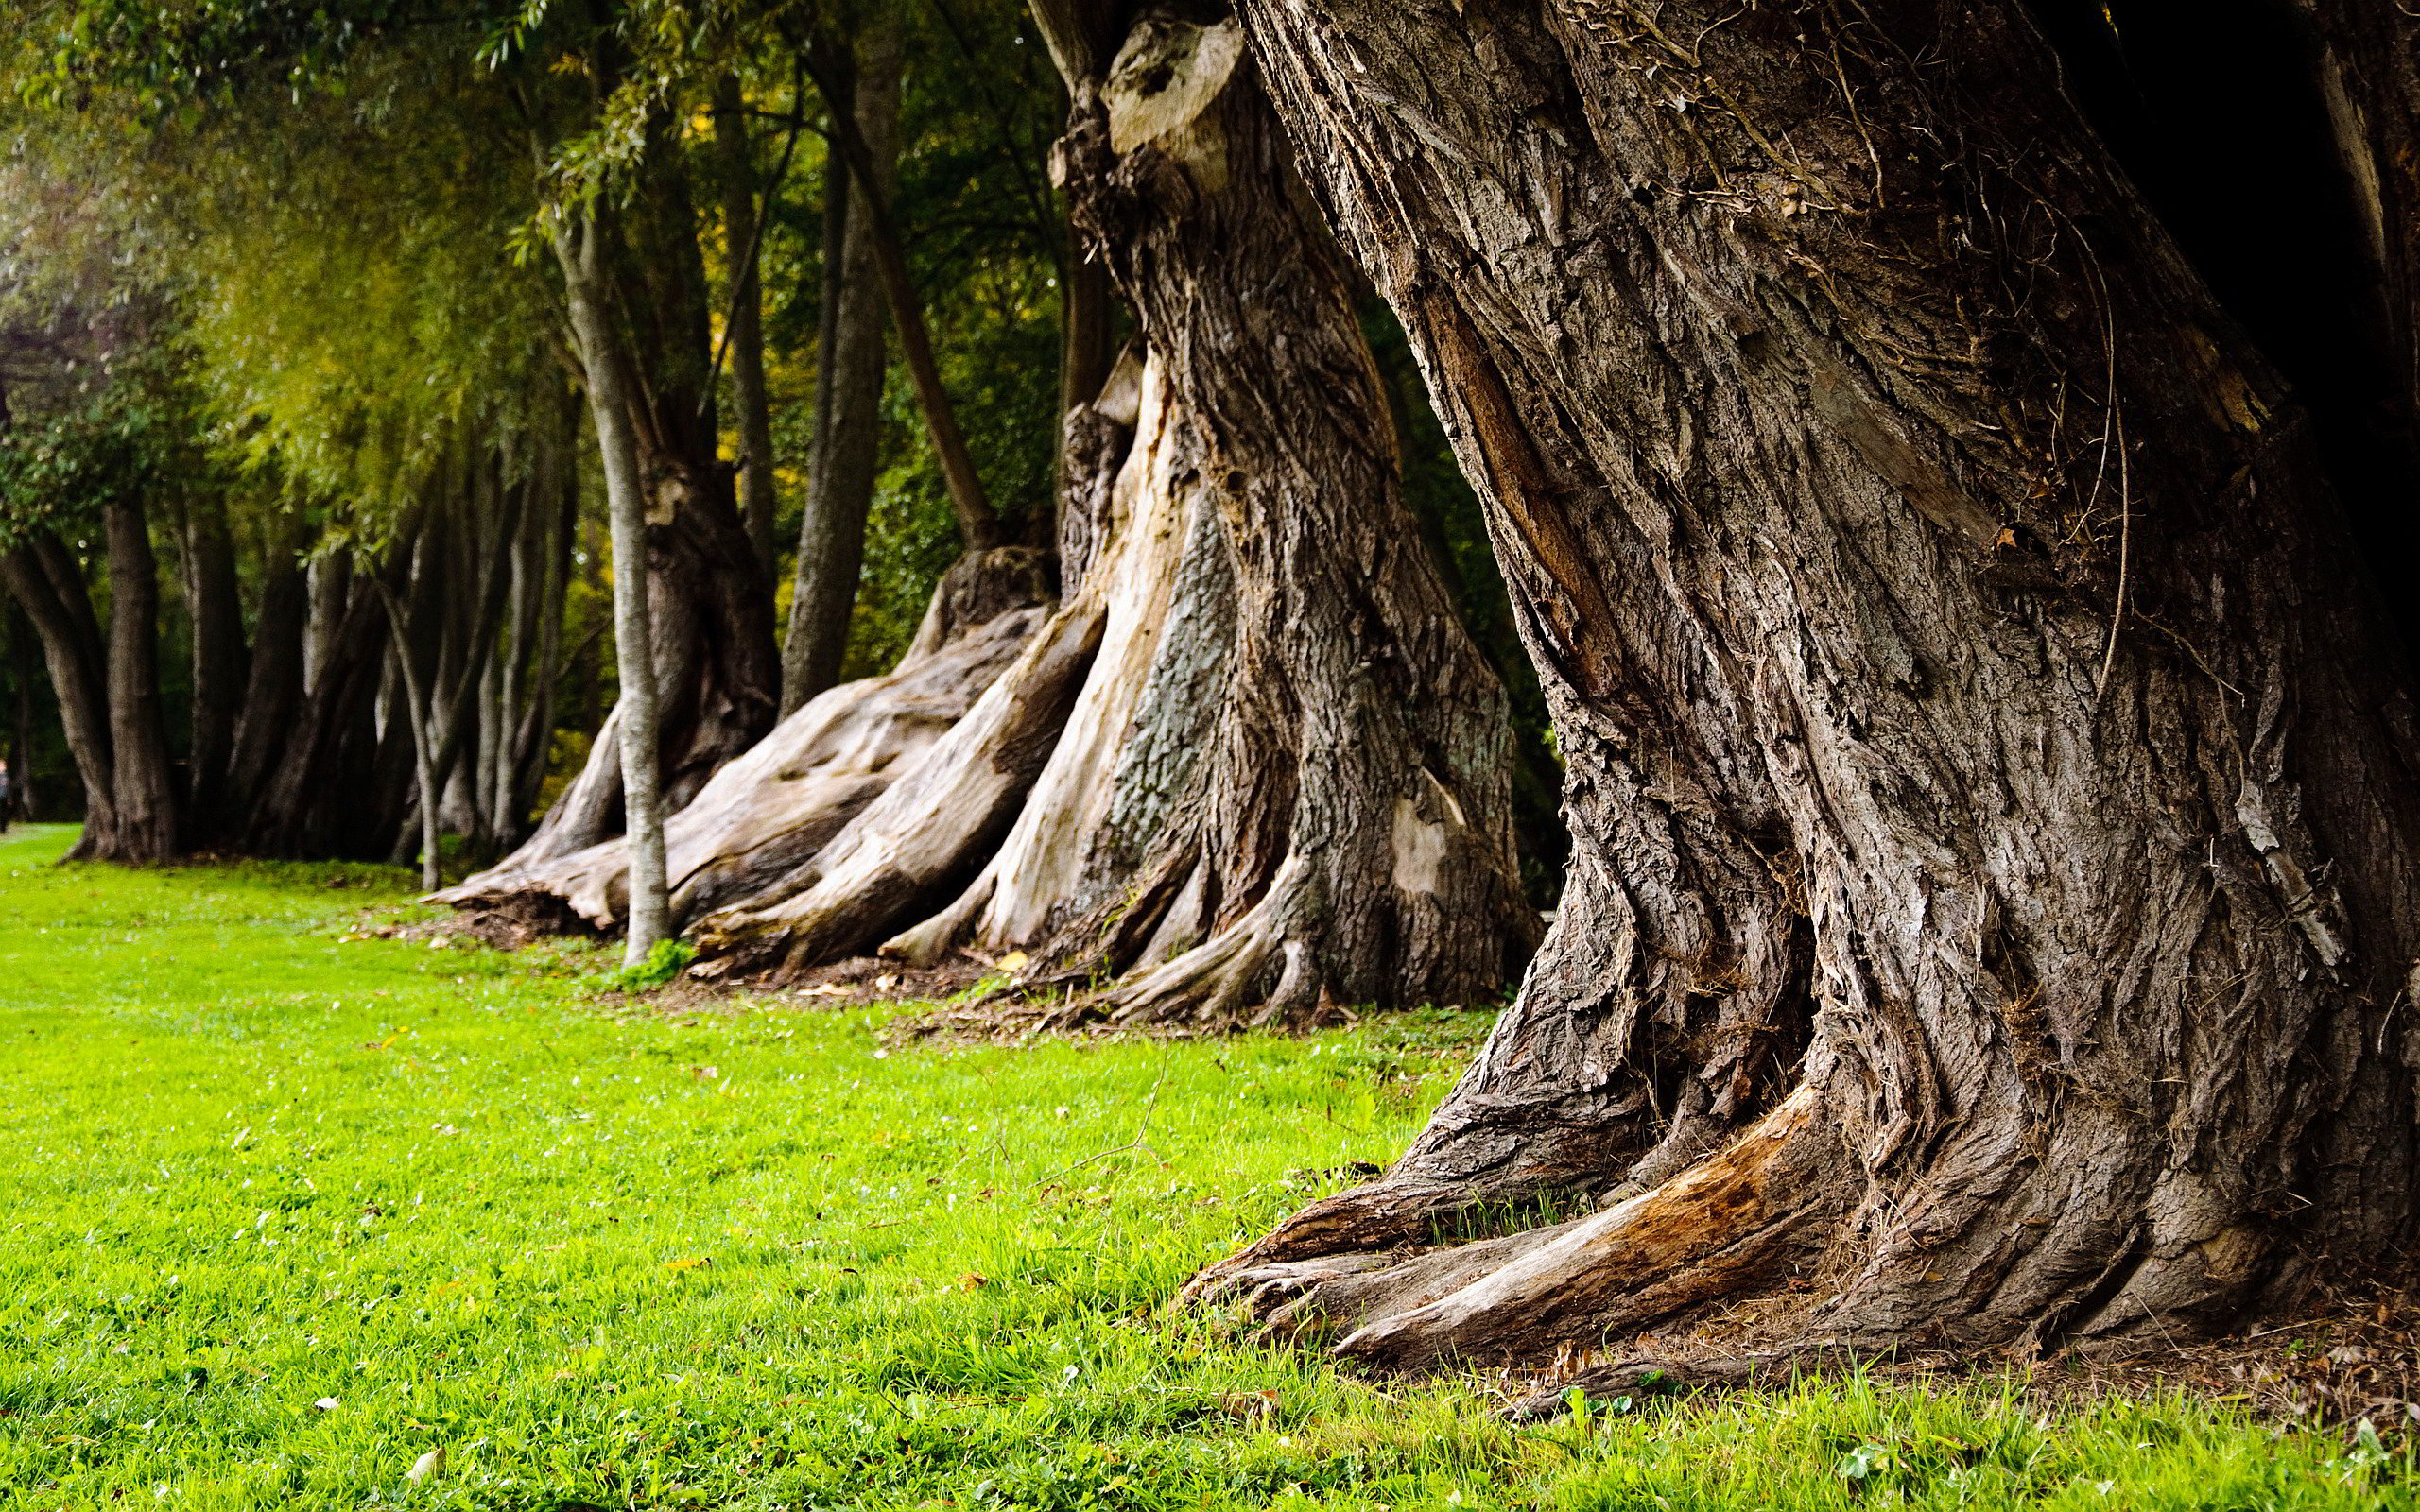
[0, 820, 2410, 1510]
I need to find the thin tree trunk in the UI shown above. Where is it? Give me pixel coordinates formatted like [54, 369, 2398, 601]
[467, 128, 778, 904]
[102, 499, 178, 860]
[782, 31, 902, 713]
[807, 40, 1002, 552]
[8, 611, 32, 824]
[177, 490, 245, 841]
[372, 573, 444, 892]
[510, 415, 578, 832]
[556, 212, 672, 964]
[1195, 0, 2420, 1369]
[240, 560, 396, 859]
[715, 74, 782, 582]
[417, 448, 527, 843]
[1, 532, 114, 855]
[302, 551, 350, 698]
[226, 506, 310, 831]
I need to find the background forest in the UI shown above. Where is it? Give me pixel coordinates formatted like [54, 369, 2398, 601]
[0, 0, 1551, 881]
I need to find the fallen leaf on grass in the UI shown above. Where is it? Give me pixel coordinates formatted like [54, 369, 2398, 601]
[665, 1256, 711, 1272]
[406, 1446, 446, 1484]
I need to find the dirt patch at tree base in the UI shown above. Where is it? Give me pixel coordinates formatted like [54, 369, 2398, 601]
[1499, 1280, 2420, 1436]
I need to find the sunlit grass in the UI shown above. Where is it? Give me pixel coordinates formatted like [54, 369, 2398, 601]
[0, 821, 2408, 1509]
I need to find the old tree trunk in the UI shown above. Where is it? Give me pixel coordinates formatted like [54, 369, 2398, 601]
[687, 2, 1536, 1024]
[454, 128, 778, 928]
[1193, 0, 2420, 1369]
[445, 4, 1538, 1024]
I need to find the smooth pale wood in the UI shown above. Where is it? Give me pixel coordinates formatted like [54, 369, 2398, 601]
[882, 358, 1201, 965]
[435, 595, 1046, 931]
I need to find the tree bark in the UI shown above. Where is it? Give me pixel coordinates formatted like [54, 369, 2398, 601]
[692, 7, 1538, 1025]
[556, 209, 674, 963]
[1, 532, 115, 855]
[715, 74, 782, 582]
[372, 569, 445, 892]
[101, 499, 178, 860]
[782, 31, 903, 714]
[1192, 0, 2420, 1368]
[177, 490, 245, 840]
[475, 127, 780, 924]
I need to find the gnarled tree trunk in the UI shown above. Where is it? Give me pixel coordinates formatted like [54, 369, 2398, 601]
[448, 10, 1538, 1025]
[1191, 0, 2420, 1370]
[683, 6, 1536, 1026]
[852, 9, 1536, 1024]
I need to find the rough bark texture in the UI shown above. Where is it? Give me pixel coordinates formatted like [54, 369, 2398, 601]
[1193, 0, 2420, 1367]
[859, 14, 1537, 1025]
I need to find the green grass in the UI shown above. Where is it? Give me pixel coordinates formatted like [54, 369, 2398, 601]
[0, 820, 2409, 1510]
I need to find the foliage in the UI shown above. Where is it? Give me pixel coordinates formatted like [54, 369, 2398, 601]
[0, 825, 2408, 1509]
[0, 337, 214, 551]
[587, 935, 699, 992]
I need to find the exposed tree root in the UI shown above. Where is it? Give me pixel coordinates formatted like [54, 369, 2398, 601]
[445, 16, 1539, 1027]
[864, 25, 1541, 1027]
[437, 549, 1052, 934]
[1193, 1083, 1842, 1373]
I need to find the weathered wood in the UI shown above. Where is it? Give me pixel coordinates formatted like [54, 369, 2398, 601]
[693, 554, 1104, 972]
[876, 6, 1536, 1025]
[1196, 0, 2420, 1364]
[436, 549, 1052, 932]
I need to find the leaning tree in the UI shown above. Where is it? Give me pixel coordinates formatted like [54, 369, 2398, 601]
[447, 0, 1543, 1026]
[1191, 0, 2420, 1372]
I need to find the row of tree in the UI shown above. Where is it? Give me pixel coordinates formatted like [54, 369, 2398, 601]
[9, 0, 2420, 1379]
